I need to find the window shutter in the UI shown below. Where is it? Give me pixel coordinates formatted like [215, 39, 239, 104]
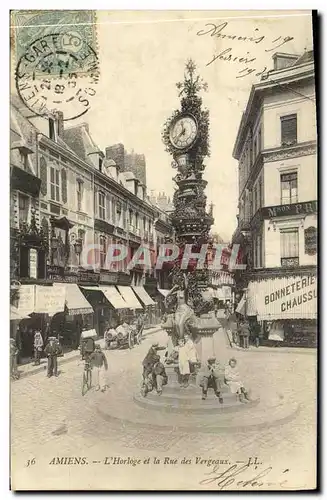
[61, 169, 67, 204]
[112, 198, 116, 225]
[39, 157, 47, 196]
[106, 195, 111, 223]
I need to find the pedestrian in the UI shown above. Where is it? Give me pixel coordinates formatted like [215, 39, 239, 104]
[176, 338, 191, 388]
[152, 354, 168, 395]
[89, 344, 108, 392]
[224, 358, 250, 403]
[44, 337, 62, 378]
[10, 338, 19, 380]
[142, 342, 166, 379]
[199, 357, 224, 402]
[242, 321, 250, 349]
[33, 330, 43, 366]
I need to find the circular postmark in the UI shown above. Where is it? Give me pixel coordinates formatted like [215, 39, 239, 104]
[15, 33, 100, 121]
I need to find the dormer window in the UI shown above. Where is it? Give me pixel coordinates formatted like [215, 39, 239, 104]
[99, 157, 103, 172]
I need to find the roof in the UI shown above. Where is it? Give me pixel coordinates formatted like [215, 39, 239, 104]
[293, 49, 314, 66]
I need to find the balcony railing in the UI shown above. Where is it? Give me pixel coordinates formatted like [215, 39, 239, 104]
[281, 257, 299, 268]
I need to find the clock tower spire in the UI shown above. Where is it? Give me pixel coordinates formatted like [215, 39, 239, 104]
[162, 59, 214, 308]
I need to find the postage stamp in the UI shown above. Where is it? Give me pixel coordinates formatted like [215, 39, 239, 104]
[15, 33, 100, 120]
[11, 10, 98, 74]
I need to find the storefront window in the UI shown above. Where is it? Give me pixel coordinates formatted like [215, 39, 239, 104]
[280, 229, 299, 267]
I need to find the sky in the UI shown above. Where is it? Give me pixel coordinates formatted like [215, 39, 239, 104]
[14, 10, 315, 241]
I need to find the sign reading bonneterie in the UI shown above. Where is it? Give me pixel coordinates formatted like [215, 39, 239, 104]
[248, 275, 317, 320]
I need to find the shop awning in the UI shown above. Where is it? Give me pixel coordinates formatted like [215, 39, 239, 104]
[54, 283, 93, 315]
[99, 286, 127, 309]
[34, 285, 66, 315]
[10, 305, 30, 320]
[157, 288, 170, 297]
[247, 275, 317, 320]
[236, 294, 246, 316]
[15, 284, 35, 317]
[117, 286, 143, 309]
[132, 286, 155, 306]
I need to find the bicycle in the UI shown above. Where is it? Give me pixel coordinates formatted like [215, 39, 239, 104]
[81, 356, 92, 396]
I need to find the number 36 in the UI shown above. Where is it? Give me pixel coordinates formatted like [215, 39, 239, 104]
[26, 458, 36, 467]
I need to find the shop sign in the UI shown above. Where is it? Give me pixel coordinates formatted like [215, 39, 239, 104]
[304, 226, 317, 256]
[99, 272, 118, 284]
[47, 265, 99, 284]
[35, 285, 66, 314]
[17, 284, 35, 316]
[248, 275, 317, 320]
[261, 200, 317, 219]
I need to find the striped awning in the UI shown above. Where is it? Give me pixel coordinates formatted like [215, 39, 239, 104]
[99, 286, 127, 309]
[54, 284, 93, 315]
[117, 286, 143, 309]
[132, 286, 155, 306]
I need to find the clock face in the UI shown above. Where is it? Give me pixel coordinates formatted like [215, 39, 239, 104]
[169, 115, 198, 149]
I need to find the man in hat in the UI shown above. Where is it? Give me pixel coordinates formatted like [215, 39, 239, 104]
[199, 357, 224, 403]
[33, 330, 44, 366]
[44, 337, 63, 378]
[89, 344, 108, 392]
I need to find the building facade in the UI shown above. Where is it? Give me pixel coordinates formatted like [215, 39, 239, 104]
[232, 50, 317, 347]
[10, 100, 173, 355]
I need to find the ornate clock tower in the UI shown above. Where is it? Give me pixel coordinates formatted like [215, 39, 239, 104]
[161, 60, 220, 364]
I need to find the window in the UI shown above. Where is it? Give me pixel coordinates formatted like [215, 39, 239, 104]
[19, 194, 29, 224]
[116, 201, 122, 226]
[99, 235, 107, 269]
[20, 151, 28, 170]
[281, 172, 298, 205]
[76, 179, 84, 212]
[98, 192, 106, 220]
[253, 233, 262, 268]
[280, 229, 299, 267]
[135, 212, 139, 230]
[281, 114, 297, 146]
[99, 157, 103, 172]
[50, 167, 60, 202]
[143, 217, 146, 234]
[129, 209, 133, 226]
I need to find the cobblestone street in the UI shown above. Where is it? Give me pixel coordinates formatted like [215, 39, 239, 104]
[11, 329, 317, 490]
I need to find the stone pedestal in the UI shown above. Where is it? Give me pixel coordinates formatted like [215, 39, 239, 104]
[200, 334, 215, 364]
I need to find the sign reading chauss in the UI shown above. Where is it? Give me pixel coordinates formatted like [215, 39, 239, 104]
[247, 275, 317, 320]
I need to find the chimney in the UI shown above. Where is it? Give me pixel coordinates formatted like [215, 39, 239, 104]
[56, 111, 64, 137]
[272, 52, 299, 71]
